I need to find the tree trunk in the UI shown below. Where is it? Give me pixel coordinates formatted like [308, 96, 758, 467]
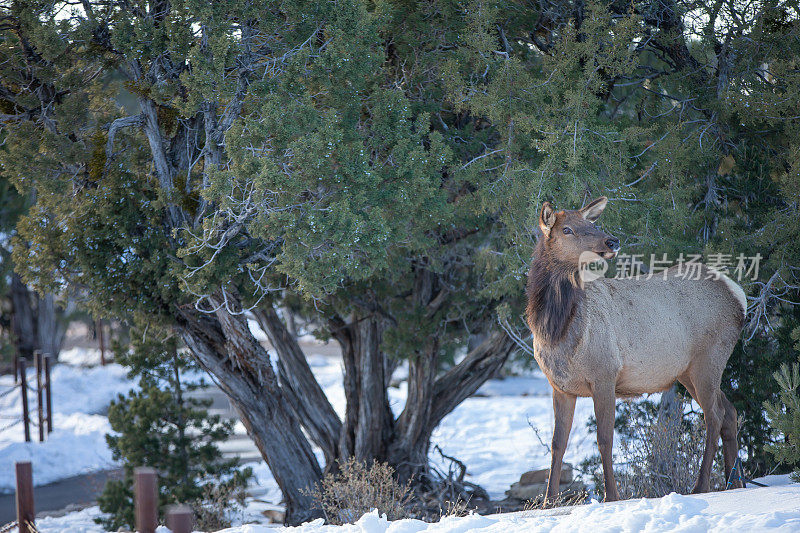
[176, 300, 322, 525]
[9, 274, 67, 361]
[178, 292, 514, 520]
[329, 312, 393, 463]
[10, 273, 36, 359]
[36, 293, 66, 358]
[251, 305, 341, 466]
[388, 330, 516, 484]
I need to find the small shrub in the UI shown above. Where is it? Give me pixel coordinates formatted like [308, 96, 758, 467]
[307, 458, 414, 525]
[96, 326, 251, 530]
[193, 472, 250, 531]
[439, 497, 471, 518]
[764, 354, 800, 480]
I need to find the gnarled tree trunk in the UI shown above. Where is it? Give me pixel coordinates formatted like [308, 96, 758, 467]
[176, 296, 323, 525]
[175, 288, 515, 522]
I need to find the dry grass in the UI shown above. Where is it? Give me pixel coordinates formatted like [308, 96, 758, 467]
[438, 497, 472, 518]
[522, 489, 589, 511]
[307, 458, 415, 525]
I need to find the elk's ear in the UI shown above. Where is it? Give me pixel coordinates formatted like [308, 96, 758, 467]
[579, 196, 608, 222]
[540, 202, 556, 236]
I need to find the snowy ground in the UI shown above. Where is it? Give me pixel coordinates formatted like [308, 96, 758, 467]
[29, 475, 800, 532]
[0, 362, 136, 493]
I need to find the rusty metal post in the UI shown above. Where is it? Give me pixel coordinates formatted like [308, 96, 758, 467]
[19, 360, 31, 442]
[35, 351, 44, 442]
[44, 355, 53, 434]
[15, 461, 35, 533]
[134, 467, 158, 533]
[97, 319, 106, 366]
[166, 505, 193, 533]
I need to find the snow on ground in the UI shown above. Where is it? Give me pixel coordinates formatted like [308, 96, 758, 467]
[236, 475, 800, 533]
[59, 347, 105, 367]
[431, 391, 596, 498]
[0, 362, 136, 493]
[33, 476, 800, 532]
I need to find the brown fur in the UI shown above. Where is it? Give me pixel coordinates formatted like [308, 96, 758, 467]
[526, 197, 746, 503]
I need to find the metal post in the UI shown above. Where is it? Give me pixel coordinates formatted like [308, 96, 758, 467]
[97, 319, 106, 366]
[19, 360, 31, 443]
[13, 348, 19, 384]
[15, 461, 35, 533]
[166, 505, 193, 533]
[35, 351, 44, 442]
[134, 467, 158, 533]
[44, 355, 53, 434]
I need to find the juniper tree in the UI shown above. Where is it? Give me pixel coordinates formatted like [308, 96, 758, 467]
[2, 0, 800, 522]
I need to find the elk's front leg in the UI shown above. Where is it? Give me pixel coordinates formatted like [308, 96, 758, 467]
[546, 389, 577, 502]
[593, 383, 620, 501]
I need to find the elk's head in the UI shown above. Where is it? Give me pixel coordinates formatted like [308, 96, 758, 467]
[538, 196, 619, 270]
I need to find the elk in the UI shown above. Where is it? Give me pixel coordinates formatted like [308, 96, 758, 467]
[526, 196, 746, 502]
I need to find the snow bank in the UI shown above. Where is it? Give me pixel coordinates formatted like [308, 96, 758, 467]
[30, 478, 800, 532]
[0, 361, 136, 493]
[219, 478, 800, 533]
[0, 414, 115, 492]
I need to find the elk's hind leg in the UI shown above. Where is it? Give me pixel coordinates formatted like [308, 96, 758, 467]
[546, 389, 577, 502]
[680, 371, 724, 494]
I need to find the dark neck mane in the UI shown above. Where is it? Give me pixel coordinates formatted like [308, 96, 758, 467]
[526, 242, 583, 344]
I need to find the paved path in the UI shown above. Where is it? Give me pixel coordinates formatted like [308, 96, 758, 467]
[0, 468, 123, 523]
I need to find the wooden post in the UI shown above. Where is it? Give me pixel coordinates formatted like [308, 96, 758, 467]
[19, 360, 31, 443]
[166, 505, 193, 533]
[97, 319, 106, 366]
[15, 461, 35, 533]
[35, 351, 44, 442]
[44, 355, 53, 434]
[134, 467, 158, 533]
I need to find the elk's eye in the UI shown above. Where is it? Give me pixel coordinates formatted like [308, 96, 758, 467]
[563, 227, 573, 235]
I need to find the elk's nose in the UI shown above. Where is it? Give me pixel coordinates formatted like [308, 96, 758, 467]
[605, 237, 620, 251]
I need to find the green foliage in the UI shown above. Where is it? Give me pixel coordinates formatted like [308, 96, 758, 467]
[724, 305, 800, 474]
[97, 327, 250, 530]
[765, 327, 800, 480]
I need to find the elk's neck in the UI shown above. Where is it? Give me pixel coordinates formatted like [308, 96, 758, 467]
[525, 251, 584, 345]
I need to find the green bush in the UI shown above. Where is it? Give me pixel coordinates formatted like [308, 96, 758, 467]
[765, 327, 800, 480]
[97, 327, 251, 530]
